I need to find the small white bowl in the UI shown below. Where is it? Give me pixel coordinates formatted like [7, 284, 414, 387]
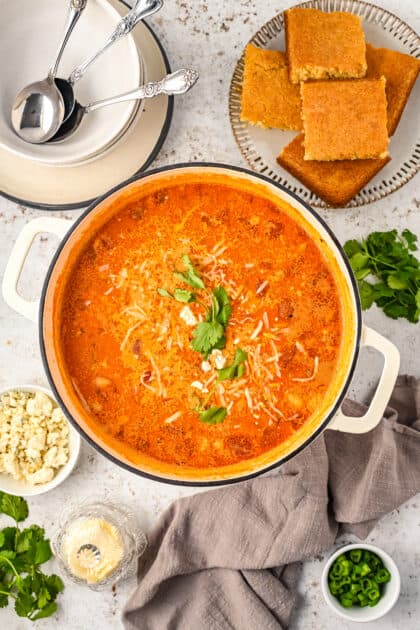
[0, 0, 141, 166]
[321, 543, 401, 623]
[0, 384, 81, 496]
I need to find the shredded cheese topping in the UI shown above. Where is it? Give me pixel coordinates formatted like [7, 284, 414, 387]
[61, 181, 343, 471]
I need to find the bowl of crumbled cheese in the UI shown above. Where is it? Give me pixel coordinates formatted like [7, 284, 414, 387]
[0, 385, 81, 495]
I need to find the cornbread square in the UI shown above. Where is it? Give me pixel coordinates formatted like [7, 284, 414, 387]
[301, 78, 389, 161]
[284, 8, 367, 83]
[366, 43, 420, 135]
[240, 44, 302, 130]
[277, 134, 391, 207]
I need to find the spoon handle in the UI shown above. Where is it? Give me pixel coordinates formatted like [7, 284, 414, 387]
[48, 0, 87, 80]
[69, 0, 163, 85]
[84, 69, 198, 113]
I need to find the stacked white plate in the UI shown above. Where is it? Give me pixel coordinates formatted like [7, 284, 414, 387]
[0, 0, 172, 209]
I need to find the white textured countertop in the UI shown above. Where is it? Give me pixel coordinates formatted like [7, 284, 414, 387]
[1, 1, 419, 628]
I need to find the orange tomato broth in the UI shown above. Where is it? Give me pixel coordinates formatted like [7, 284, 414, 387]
[58, 179, 344, 470]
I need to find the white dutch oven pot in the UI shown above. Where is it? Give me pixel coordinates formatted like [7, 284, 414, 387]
[2, 164, 400, 485]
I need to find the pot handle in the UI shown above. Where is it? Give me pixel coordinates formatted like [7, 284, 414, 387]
[328, 325, 400, 434]
[2, 217, 72, 323]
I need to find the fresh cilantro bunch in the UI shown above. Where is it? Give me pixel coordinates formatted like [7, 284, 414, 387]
[344, 230, 420, 323]
[0, 492, 64, 621]
[158, 254, 232, 356]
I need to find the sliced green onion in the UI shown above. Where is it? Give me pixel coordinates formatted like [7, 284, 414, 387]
[328, 549, 391, 610]
[361, 578, 374, 592]
[360, 562, 372, 577]
[349, 549, 363, 564]
[375, 568, 391, 583]
[350, 583, 361, 595]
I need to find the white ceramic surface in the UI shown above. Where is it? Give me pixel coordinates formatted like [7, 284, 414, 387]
[0, 0, 140, 165]
[321, 543, 401, 622]
[0, 384, 81, 496]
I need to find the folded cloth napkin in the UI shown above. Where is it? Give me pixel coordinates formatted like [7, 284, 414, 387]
[123, 375, 420, 630]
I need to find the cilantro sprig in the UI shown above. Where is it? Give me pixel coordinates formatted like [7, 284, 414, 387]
[195, 348, 248, 424]
[0, 492, 64, 621]
[198, 406, 227, 425]
[158, 255, 248, 424]
[158, 255, 232, 356]
[344, 230, 420, 323]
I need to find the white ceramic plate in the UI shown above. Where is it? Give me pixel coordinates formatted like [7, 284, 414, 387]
[0, 384, 81, 497]
[229, 0, 420, 208]
[0, 0, 140, 166]
[0, 1, 172, 210]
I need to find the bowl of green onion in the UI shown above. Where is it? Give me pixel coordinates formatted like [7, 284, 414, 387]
[321, 543, 401, 622]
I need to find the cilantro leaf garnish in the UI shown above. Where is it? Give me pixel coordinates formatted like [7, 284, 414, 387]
[199, 406, 227, 424]
[212, 286, 232, 326]
[0, 492, 64, 621]
[173, 288, 196, 303]
[174, 254, 205, 289]
[344, 230, 420, 323]
[158, 255, 232, 356]
[157, 287, 173, 298]
[194, 348, 248, 424]
[191, 321, 224, 355]
[217, 348, 248, 381]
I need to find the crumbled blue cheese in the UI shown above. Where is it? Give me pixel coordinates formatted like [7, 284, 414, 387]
[179, 305, 197, 326]
[0, 390, 69, 485]
[210, 349, 226, 370]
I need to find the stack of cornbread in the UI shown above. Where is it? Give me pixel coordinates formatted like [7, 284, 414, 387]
[241, 7, 420, 206]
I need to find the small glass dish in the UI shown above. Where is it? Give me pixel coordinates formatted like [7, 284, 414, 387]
[52, 500, 147, 590]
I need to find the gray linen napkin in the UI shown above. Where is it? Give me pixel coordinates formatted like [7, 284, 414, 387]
[123, 375, 420, 630]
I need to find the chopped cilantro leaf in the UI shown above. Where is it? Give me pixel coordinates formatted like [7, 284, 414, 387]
[218, 348, 248, 381]
[191, 321, 224, 355]
[174, 255, 205, 289]
[157, 287, 173, 298]
[212, 286, 232, 326]
[173, 289, 196, 303]
[199, 406, 227, 424]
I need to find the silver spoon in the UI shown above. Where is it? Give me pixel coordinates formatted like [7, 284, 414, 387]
[49, 68, 198, 143]
[58, 0, 163, 124]
[11, 0, 87, 144]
